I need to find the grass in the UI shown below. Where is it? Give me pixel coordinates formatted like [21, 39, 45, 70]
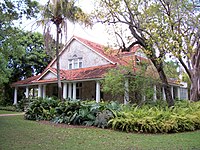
[0, 110, 19, 114]
[0, 105, 16, 112]
[0, 114, 200, 150]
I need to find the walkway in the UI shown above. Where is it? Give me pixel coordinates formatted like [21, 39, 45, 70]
[0, 113, 24, 117]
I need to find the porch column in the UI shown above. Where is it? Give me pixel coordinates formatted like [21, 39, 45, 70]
[124, 79, 129, 104]
[63, 82, 68, 99]
[42, 85, 46, 98]
[68, 83, 72, 99]
[153, 85, 157, 101]
[96, 81, 101, 103]
[162, 87, 166, 100]
[72, 82, 76, 100]
[171, 86, 174, 99]
[33, 88, 35, 97]
[13, 87, 18, 105]
[38, 85, 42, 98]
[25, 86, 29, 98]
[143, 95, 146, 102]
[177, 87, 181, 100]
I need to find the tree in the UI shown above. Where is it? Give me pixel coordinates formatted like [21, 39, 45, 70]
[163, 61, 179, 79]
[1, 30, 51, 105]
[95, 0, 174, 106]
[0, 0, 39, 85]
[102, 65, 155, 104]
[154, 0, 200, 101]
[39, 0, 91, 100]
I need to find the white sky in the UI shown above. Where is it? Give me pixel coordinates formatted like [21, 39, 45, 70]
[20, 0, 109, 45]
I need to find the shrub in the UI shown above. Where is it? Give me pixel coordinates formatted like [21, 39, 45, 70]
[54, 100, 98, 126]
[24, 97, 59, 121]
[95, 110, 114, 128]
[24, 98, 200, 134]
[108, 101, 200, 133]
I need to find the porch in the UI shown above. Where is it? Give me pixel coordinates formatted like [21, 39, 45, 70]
[13, 80, 104, 105]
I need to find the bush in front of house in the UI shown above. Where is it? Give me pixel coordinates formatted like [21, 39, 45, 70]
[24, 98, 200, 133]
[108, 100, 200, 133]
[24, 97, 59, 120]
[53, 100, 121, 127]
[24, 98, 121, 127]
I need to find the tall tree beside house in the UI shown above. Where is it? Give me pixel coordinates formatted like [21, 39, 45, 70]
[95, 0, 200, 104]
[0, 0, 40, 105]
[39, 0, 91, 100]
[0, 0, 39, 85]
[154, 0, 200, 101]
[94, 0, 174, 106]
[1, 30, 51, 105]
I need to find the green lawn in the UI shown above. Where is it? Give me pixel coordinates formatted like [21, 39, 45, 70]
[0, 115, 200, 150]
[0, 110, 19, 114]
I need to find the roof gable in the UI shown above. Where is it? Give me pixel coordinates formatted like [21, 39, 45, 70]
[37, 68, 65, 81]
[47, 36, 117, 70]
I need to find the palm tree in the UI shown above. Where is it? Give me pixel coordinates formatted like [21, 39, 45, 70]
[40, 0, 91, 100]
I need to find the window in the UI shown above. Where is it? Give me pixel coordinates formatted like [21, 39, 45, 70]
[74, 59, 78, 69]
[76, 83, 82, 99]
[68, 57, 83, 69]
[180, 88, 188, 100]
[69, 60, 72, 69]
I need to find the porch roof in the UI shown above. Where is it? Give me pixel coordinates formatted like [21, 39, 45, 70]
[11, 64, 117, 87]
[11, 75, 40, 87]
[60, 64, 116, 81]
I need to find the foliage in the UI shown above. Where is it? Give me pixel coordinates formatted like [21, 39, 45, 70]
[108, 100, 200, 133]
[24, 98, 200, 133]
[94, 109, 114, 128]
[1, 30, 51, 105]
[0, 0, 47, 105]
[94, 0, 200, 101]
[0, 0, 39, 85]
[102, 67, 125, 97]
[8, 30, 51, 80]
[24, 97, 59, 121]
[54, 100, 97, 126]
[102, 66, 155, 104]
[25, 98, 121, 128]
[94, 0, 176, 106]
[163, 61, 179, 79]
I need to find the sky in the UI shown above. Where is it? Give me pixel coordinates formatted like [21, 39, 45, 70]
[20, 0, 110, 45]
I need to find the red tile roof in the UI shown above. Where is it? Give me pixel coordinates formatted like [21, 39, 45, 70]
[62, 64, 116, 81]
[74, 36, 120, 64]
[11, 36, 141, 87]
[11, 64, 117, 86]
[11, 75, 40, 87]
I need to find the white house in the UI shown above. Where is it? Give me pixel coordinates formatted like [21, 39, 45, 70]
[11, 36, 188, 104]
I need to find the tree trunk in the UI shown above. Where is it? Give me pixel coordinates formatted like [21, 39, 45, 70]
[151, 60, 174, 107]
[128, 26, 174, 106]
[56, 25, 62, 100]
[190, 69, 200, 101]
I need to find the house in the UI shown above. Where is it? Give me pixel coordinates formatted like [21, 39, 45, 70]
[11, 36, 188, 104]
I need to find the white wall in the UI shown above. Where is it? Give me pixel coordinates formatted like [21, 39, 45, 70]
[42, 72, 57, 80]
[52, 40, 110, 70]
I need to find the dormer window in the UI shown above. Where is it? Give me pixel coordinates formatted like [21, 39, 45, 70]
[68, 57, 83, 69]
